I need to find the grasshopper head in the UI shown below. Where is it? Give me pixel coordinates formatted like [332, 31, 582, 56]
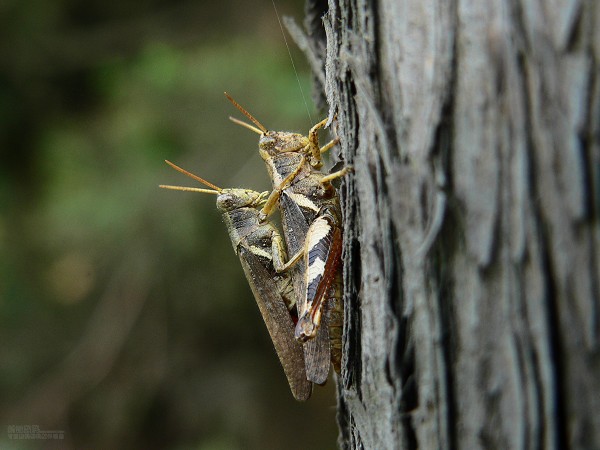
[224, 94, 309, 157]
[259, 131, 309, 157]
[216, 189, 266, 212]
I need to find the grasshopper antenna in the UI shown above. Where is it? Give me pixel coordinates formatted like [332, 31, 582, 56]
[224, 92, 268, 134]
[159, 160, 222, 194]
[229, 116, 264, 135]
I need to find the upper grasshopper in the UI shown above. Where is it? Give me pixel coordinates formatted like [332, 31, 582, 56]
[160, 160, 312, 401]
[225, 94, 349, 384]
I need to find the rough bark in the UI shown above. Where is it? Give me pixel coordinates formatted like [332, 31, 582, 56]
[294, 0, 600, 448]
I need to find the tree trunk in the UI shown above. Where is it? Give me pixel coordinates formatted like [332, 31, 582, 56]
[293, 0, 600, 448]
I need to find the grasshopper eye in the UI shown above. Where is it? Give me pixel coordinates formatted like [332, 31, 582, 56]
[216, 194, 236, 210]
[260, 136, 276, 149]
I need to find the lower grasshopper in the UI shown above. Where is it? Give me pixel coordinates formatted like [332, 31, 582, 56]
[225, 94, 350, 384]
[160, 160, 312, 401]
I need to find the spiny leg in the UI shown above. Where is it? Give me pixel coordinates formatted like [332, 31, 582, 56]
[259, 155, 306, 220]
[328, 271, 344, 373]
[271, 230, 304, 274]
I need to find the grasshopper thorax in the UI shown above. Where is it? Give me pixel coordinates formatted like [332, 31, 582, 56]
[259, 131, 309, 157]
[216, 189, 265, 212]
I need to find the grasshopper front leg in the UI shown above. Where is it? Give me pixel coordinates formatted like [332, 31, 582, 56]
[261, 162, 351, 222]
[307, 119, 340, 169]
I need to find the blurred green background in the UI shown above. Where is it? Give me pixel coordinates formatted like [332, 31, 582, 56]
[0, 1, 339, 449]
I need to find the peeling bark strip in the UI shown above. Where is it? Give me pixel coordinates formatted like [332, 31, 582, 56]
[291, 0, 600, 448]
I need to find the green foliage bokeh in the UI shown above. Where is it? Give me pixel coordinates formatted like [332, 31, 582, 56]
[0, 1, 338, 449]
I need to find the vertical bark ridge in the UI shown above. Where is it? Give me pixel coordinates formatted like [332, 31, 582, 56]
[298, 0, 600, 448]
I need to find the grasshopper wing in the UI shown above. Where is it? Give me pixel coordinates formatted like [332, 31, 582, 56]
[238, 246, 312, 401]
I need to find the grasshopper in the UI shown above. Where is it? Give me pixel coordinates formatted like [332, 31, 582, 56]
[160, 160, 312, 401]
[225, 94, 350, 384]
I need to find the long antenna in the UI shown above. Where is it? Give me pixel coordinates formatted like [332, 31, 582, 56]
[224, 92, 268, 133]
[162, 160, 222, 191]
[229, 116, 264, 135]
[159, 185, 220, 195]
[271, 0, 313, 125]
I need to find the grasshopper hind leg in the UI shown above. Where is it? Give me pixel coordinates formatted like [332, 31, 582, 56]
[328, 272, 344, 374]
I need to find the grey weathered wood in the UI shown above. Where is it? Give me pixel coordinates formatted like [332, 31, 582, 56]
[293, 0, 600, 448]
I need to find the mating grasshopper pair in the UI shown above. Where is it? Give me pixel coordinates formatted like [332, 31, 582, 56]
[161, 95, 349, 401]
